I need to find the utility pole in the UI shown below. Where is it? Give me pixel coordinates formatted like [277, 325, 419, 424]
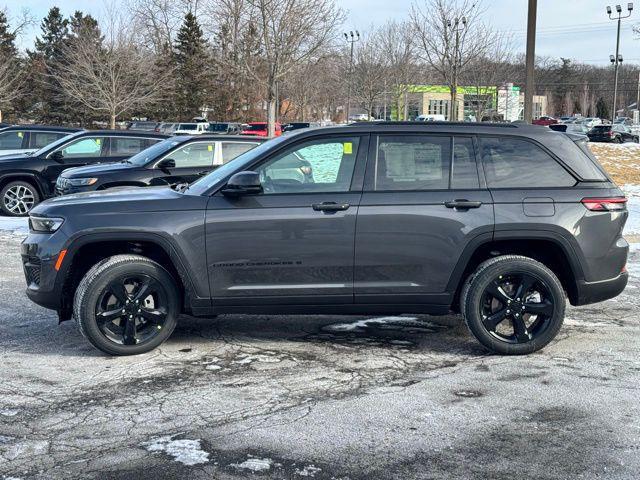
[343, 31, 360, 122]
[607, 3, 633, 122]
[447, 17, 467, 122]
[523, 0, 537, 123]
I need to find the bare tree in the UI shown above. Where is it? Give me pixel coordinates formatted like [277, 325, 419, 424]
[127, 0, 198, 52]
[57, 13, 170, 129]
[350, 33, 387, 118]
[238, 0, 344, 136]
[411, 0, 496, 121]
[0, 55, 24, 121]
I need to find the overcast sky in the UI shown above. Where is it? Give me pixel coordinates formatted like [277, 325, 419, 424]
[6, 0, 640, 65]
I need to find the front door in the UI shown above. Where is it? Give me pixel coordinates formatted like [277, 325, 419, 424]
[354, 134, 494, 306]
[43, 135, 108, 187]
[205, 134, 367, 304]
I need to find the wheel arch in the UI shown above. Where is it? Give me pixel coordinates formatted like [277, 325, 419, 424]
[57, 232, 202, 320]
[448, 231, 584, 309]
[0, 173, 47, 198]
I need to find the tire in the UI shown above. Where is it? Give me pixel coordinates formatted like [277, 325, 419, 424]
[1, 180, 40, 216]
[461, 255, 565, 355]
[73, 254, 180, 355]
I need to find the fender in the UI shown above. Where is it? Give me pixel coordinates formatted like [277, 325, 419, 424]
[58, 230, 210, 313]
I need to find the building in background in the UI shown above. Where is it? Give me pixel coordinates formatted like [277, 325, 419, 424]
[398, 84, 547, 122]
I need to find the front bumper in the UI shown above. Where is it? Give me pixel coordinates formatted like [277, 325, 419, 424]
[575, 271, 629, 306]
[21, 235, 68, 312]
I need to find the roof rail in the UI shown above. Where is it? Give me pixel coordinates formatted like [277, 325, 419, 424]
[351, 121, 520, 128]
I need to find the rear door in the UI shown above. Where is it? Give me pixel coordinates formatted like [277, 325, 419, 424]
[354, 133, 494, 306]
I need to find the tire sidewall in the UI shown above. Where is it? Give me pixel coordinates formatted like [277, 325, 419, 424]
[78, 260, 180, 355]
[1, 180, 41, 217]
[464, 258, 565, 355]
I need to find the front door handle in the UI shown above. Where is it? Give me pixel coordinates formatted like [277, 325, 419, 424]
[444, 199, 482, 210]
[312, 202, 350, 212]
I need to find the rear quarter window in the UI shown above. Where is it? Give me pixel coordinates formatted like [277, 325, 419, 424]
[480, 136, 576, 188]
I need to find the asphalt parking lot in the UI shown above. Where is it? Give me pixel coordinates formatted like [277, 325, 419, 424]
[1, 230, 639, 480]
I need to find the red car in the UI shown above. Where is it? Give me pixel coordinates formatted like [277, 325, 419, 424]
[532, 116, 558, 126]
[241, 122, 282, 137]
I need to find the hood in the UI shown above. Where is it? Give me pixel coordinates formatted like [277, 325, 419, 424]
[0, 149, 36, 158]
[61, 161, 137, 178]
[0, 152, 33, 163]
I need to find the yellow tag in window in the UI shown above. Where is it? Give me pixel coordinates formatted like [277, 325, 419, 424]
[208, 145, 213, 151]
[343, 142, 353, 154]
[96, 138, 101, 145]
[18, 132, 23, 138]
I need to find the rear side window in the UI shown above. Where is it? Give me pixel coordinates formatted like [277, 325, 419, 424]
[166, 142, 214, 168]
[220, 142, 258, 164]
[31, 132, 65, 148]
[375, 135, 450, 191]
[109, 137, 148, 156]
[480, 137, 576, 188]
[451, 137, 479, 189]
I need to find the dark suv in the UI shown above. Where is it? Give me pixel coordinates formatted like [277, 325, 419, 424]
[21, 123, 628, 356]
[0, 130, 166, 216]
[55, 135, 264, 195]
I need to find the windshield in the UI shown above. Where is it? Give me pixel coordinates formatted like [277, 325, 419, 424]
[591, 125, 610, 132]
[31, 131, 83, 157]
[127, 138, 183, 166]
[177, 123, 197, 130]
[186, 137, 287, 196]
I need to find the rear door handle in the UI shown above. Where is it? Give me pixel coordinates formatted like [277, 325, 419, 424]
[444, 199, 482, 210]
[312, 202, 350, 212]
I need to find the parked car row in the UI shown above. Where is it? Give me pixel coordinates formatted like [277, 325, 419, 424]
[126, 120, 311, 137]
[0, 127, 264, 216]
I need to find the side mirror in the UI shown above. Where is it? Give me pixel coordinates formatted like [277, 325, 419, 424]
[51, 151, 64, 163]
[157, 158, 176, 170]
[222, 171, 262, 196]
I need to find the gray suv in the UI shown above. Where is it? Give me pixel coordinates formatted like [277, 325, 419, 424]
[21, 123, 629, 355]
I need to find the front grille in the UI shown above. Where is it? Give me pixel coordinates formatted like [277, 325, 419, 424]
[23, 256, 41, 287]
[55, 177, 70, 195]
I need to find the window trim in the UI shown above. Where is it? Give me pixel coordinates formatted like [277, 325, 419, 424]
[477, 134, 578, 189]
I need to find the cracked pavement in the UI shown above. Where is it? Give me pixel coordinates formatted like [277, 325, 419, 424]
[1, 232, 639, 479]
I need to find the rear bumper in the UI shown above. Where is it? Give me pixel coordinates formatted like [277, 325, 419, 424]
[574, 271, 628, 306]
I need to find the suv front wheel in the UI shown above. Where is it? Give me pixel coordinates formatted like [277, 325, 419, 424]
[461, 255, 565, 355]
[73, 254, 180, 355]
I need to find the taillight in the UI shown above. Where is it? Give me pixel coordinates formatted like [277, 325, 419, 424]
[581, 197, 627, 211]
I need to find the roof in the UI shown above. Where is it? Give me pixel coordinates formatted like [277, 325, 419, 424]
[2, 125, 81, 132]
[84, 130, 167, 138]
[172, 135, 266, 142]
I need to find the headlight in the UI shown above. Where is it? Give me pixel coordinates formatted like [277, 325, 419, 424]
[29, 216, 64, 233]
[67, 177, 98, 186]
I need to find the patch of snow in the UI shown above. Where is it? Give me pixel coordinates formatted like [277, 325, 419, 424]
[0, 217, 28, 235]
[0, 409, 19, 417]
[295, 465, 322, 477]
[324, 316, 418, 333]
[142, 435, 209, 466]
[230, 457, 273, 472]
[205, 364, 222, 371]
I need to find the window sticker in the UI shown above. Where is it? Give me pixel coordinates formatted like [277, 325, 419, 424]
[96, 138, 101, 145]
[208, 145, 213, 152]
[18, 132, 23, 138]
[343, 142, 353, 154]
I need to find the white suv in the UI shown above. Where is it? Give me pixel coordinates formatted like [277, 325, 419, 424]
[173, 123, 209, 135]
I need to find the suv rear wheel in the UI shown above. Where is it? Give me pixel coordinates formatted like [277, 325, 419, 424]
[1, 180, 40, 216]
[461, 255, 565, 355]
[73, 254, 180, 355]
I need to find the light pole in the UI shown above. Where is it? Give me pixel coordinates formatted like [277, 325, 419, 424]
[344, 31, 360, 122]
[607, 3, 633, 122]
[523, 0, 538, 123]
[446, 17, 467, 122]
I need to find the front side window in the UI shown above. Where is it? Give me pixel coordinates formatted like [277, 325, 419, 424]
[57, 137, 106, 158]
[0, 131, 24, 149]
[164, 142, 214, 168]
[31, 132, 65, 149]
[220, 142, 258, 164]
[375, 135, 450, 191]
[255, 137, 360, 194]
[480, 137, 576, 188]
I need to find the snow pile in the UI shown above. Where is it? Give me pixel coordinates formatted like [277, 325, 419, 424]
[230, 457, 274, 472]
[295, 465, 322, 477]
[142, 435, 209, 466]
[0, 217, 28, 235]
[623, 185, 640, 235]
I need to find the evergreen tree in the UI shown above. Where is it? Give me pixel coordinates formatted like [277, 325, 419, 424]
[595, 97, 609, 120]
[67, 11, 101, 46]
[28, 7, 70, 123]
[173, 12, 209, 120]
[0, 10, 17, 57]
